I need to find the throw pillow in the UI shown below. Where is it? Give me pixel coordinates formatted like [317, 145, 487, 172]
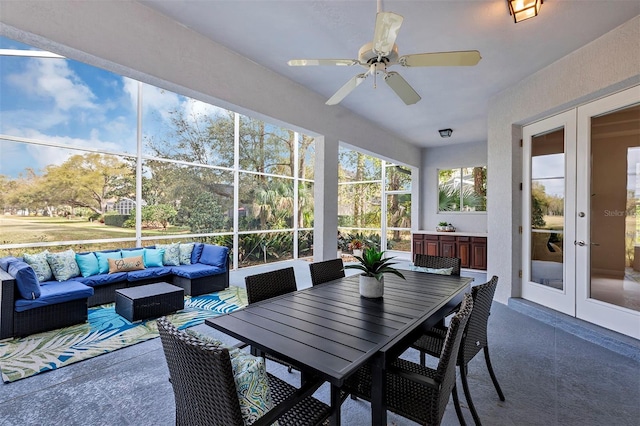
[144, 248, 165, 267]
[23, 251, 53, 282]
[8, 261, 41, 300]
[231, 349, 275, 425]
[411, 265, 453, 275]
[185, 329, 275, 425]
[122, 249, 145, 260]
[185, 328, 223, 346]
[199, 244, 229, 268]
[46, 249, 81, 281]
[107, 256, 145, 273]
[156, 243, 180, 266]
[96, 251, 122, 274]
[179, 243, 195, 265]
[75, 252, 100, 277]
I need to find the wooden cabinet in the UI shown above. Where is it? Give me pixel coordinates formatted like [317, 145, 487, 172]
[412, 233, 487, 271]
[439, 236, 456, 258]
[425, 235, 439, 256]
[457, 236, 471, 268]
[471, 237, 487, 270]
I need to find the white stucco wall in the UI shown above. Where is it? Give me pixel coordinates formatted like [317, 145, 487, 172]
[420, 141, 487, 233]
[487, 16, 640, 304]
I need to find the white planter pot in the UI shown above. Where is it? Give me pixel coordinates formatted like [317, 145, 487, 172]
[353, 249, 363, 257]
[359, 275, 384, 298]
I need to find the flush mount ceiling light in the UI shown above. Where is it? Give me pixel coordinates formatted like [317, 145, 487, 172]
[439, 129, 453, 138]
[508, 0, 543, 23]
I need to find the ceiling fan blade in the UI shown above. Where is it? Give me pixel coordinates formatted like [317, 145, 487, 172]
[399, 50, 482, 67]
[372, 12, 403, 56]
[384, 71, 421, 105]
[326, 73, 368, 105]
[288, 59, 360, 66]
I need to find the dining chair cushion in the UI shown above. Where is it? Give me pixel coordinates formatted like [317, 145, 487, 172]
[411, 265, 453, 275]
[185, 329, 276, 426]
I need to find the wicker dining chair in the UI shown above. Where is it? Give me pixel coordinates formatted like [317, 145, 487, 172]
[309, 258, 345, 286]
[245, 266, 297, 304]
[245, 267, 298, 372]
[414, 254, 462, 276]
[157, 317, 330, 426]
[344, 293, 474, 426]
[412, 276, 504, 426]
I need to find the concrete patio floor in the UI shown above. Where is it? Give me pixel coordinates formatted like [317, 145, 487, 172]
[1, 260, 638, 425]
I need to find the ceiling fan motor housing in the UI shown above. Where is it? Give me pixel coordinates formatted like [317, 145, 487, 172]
[358, 42, 399, 65]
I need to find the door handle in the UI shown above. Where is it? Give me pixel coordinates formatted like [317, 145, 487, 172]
[574, 241, 599, 247]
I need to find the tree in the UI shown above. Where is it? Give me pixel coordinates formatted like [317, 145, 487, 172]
[41, 153, 134, 214]
[178, 192, 227, 233]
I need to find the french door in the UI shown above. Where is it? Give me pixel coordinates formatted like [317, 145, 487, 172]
[523, 86, 640, 339]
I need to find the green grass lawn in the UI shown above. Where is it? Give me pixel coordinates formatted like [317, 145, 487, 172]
[0, 215, 189, 245]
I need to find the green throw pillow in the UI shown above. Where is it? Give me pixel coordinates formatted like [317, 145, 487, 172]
[179, 243, 195, 265]
[411, 265, 453, 275]
[156, 243, 180, 266]
[23, 250, 53, 282]
[185, 329, 275, 425]
[46, 249, 81, 281]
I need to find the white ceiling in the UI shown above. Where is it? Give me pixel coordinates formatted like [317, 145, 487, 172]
[139, 0, 639, 148]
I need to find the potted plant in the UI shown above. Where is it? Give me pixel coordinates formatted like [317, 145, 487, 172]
[350, 239, 364, 257]
[345, 247, 406, 298]
[437, 221, 449, 232]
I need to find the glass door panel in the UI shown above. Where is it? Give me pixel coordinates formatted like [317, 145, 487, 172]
[530, 129, 565, 290]
[576, 86, 640, 339]
[522, 110, 576, 316]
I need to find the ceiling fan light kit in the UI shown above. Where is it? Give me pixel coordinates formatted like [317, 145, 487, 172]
[508, 0, 543, 23]
[288, 7, 481, 106]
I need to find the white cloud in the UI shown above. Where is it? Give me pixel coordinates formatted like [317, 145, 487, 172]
[141, 83, 181, 123]
[6, 58, 97, 110]
[182, 98, 228, 125]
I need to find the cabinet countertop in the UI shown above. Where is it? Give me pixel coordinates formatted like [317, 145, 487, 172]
[413, 231, 488, 238]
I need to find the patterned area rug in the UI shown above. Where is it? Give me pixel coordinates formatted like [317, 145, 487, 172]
[0, 286, 247, 383]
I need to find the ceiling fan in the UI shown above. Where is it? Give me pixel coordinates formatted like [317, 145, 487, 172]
[288, 6, 481, 106]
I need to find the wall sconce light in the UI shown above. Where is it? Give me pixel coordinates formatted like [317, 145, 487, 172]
[508, 0, 543, 23]
[439, 128, 453, 138]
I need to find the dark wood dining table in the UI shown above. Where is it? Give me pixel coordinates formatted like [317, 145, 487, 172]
[205, 269, 472, 425]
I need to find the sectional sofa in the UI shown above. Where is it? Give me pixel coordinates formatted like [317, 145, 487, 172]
[0, 243, 230, 339]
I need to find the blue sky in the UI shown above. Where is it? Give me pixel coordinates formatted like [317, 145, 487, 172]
[0, 36, 228, 179]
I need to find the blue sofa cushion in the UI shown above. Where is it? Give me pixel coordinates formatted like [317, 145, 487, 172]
[126, 266, 172, 282]
[8, 261, 41, 300]
[15, 280, 93, 313]
[0, 256, 21, 272]
[74, 272, 127, 287]
[199, 245, 229, 269]
[96, 251, 122, 274]
[171, 264, 225, 280]
[191, 243, 204, 264]
[76, 252, 100, 277]
[23, 251, 53, 282]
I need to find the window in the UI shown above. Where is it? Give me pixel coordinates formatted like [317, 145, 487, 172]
[438, 167, 487, 212]
[0, 36, 314, 267]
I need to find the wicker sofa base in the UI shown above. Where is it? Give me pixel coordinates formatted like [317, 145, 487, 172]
[14, 298, 89, 338]
[173, 273, 229, 297]
[88, 281, 128, 307]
